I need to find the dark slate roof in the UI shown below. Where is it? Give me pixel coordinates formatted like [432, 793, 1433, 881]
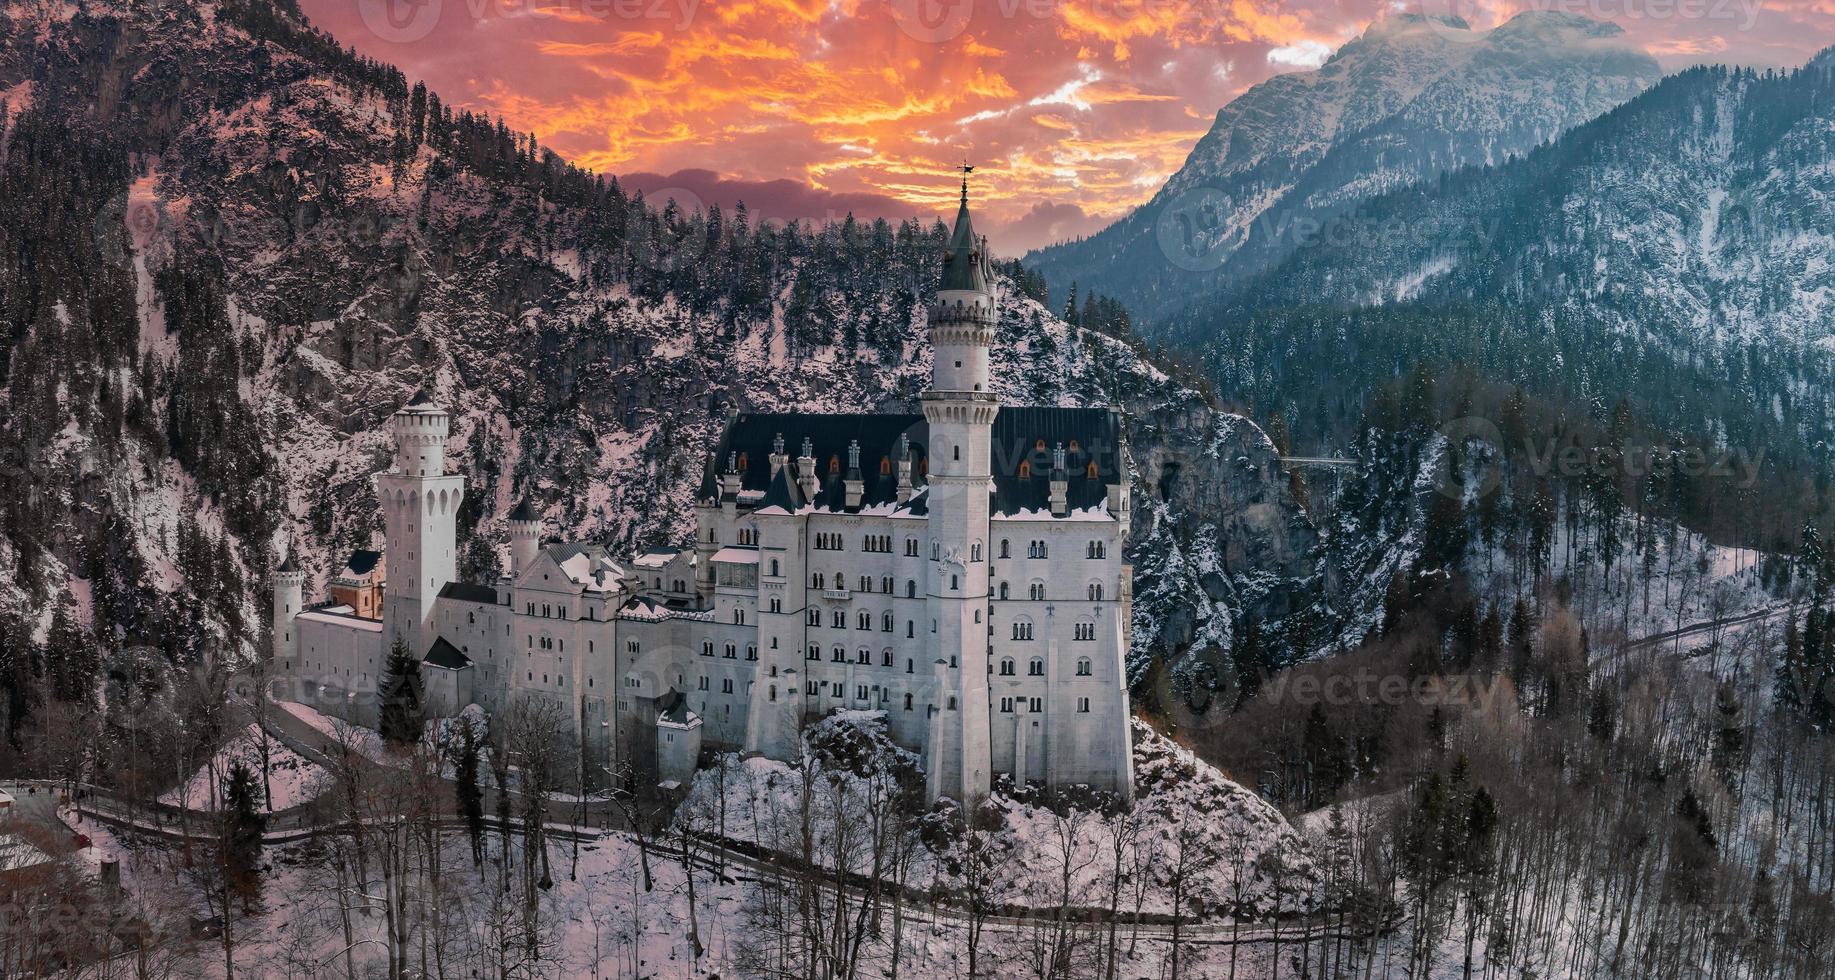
[657, 689, 694, 725]
[403, 385, 440, 409]
[438, 581, 499, 604]
[277, 552, 300, 574]
[940, 184, 989, 292]
[702, 407, 1122, 517]
[423, 637, 472, 670]
[342, 549, 382, 577]
[989, 406, 1125, 515]
[700, 413, 927, 510]
[507, 498, 540, 522]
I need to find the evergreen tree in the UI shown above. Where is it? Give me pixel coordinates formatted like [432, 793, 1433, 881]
[455, 718, 486, 866]
[377, 639, 425, 745]
[221, 760, 267, 907]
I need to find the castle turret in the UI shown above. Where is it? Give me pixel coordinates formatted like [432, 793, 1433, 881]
[507, 498, 542, 579]
[273, 552, 305, 676]
[377, 384, 464, 658]
[922, 170, 998, 808]
[1049, 442, 1069, 517]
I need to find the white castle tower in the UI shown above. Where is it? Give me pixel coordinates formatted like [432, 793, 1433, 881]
[507, 498, 542, 578]
[272, 551, 304, 674]
[377, 386, 464, 658]
[923, 170, 998, 807]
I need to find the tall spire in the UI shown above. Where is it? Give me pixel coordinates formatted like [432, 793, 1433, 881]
[941, 164, 987, 293]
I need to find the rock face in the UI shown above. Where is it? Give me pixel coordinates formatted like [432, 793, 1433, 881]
[0, 0, 1322, 685]
[1025, 12, 1660, 327]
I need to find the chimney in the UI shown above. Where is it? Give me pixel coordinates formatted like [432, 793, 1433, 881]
[769, 432, 787, 477]
[1049, 442, 1069, 517]
[895, 432, 914, 504]
[797, 436, 819, 502]
[844, 440, 864, 510]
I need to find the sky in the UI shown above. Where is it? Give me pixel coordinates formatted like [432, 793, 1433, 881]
[301, 0, 1835, 252]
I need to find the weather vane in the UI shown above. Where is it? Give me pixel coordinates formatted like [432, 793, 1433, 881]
[957, 161, 975, 199]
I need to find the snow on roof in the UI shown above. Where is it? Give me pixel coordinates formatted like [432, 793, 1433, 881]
[631, 548, 682, 569]
[298, 607, 385, 632]
[0, 834, 53, 873]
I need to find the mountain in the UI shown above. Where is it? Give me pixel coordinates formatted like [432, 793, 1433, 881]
[0, 0, 1320, 720]
[1024, 12, 1660, 325]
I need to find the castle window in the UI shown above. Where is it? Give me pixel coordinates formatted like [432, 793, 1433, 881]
[882, 649, 893, 666]
[880, 456, 892, 476]
[769, 685, 777, 702]
[882, 611, 894, 632]
[1087, 460, 1099, 479]
[999, 582, 1009, 600]
[770, 598, 782, 613]
[1018, 460, 1031, 478]
[1000, 698, 1014, 713]
[905, 539, 919, 556]
[904, 693, 913, 710]
[881, 575, 893, 592]
[723, 678, 734, 694]
[950, 575, 959, 590]
[770, 559, 780, 576]
[698, 676, 709, 691]
[1012, 621, 1034, 641]
[1075, 622, 1096, 641]
[859, 575, 872, 593]
[807, 645, 820, 661]
[833, 610, 846, 628]
[832, 683, 844, 698]
[999, 658, 1015, 676]
[734, 608, 746, 625]
[829, 456, 841, 475]
[856, 649, 869, 665]
[1087, 541, 1106, 559]
[906, 580, 917, 598]
[1078, 698, 1091, 713]
[954, 446, 960, 461]
[858, 611, 872, 630]
[1028, 657, 1044, 676]
[1076, 657, 1092, 676]
[1029, 583, 1046, 601]
[1029, 697, 1042, 712]
[807, 609, 820, 626]
[948, 697, 957, 710]
[724, 643, 736, 659]
[907, 621, 915, 638]
[832, 646, 845, 663]
[1089, 583, 1105, 601]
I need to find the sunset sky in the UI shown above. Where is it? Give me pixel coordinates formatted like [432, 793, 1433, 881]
[302, 0, 1835, 252]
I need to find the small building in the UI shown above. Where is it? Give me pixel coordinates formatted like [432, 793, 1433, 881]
[422, 637, 474, 718]
[654, 690, 703, 787]
[329, 549, 386, 620]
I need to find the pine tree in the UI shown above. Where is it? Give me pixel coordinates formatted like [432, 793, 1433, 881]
[455, 718, 486, 866]
[221, 760, 267, 906]
[377, 639, 425, 745]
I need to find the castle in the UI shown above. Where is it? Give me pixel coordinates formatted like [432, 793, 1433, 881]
[273, 181, 1136, 805]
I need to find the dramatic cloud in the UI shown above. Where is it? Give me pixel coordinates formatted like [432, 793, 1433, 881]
[306, 0, 1835, 253]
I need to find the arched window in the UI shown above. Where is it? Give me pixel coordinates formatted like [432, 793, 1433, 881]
[770, 559, 781, 576]
[1028, 657, 1044, 676]
[856, 648, 870, 665]
[1089, 582, 1105, 601]
[999, 658, 1015, 676]
[882, 649, 894, 666]
[881, 611, 894, 632]
[906, 580, 918, 598]
[999, 539, 1010, 559]
[950, 574, 959, 590]
[858, 610, 872, 630]
[998, 582, 1010, 600]
[970, 542, 982, 561]
[1029, 582, 1046, 601]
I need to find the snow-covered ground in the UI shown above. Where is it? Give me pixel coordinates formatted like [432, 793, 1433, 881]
[158, 723, 325, 812]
